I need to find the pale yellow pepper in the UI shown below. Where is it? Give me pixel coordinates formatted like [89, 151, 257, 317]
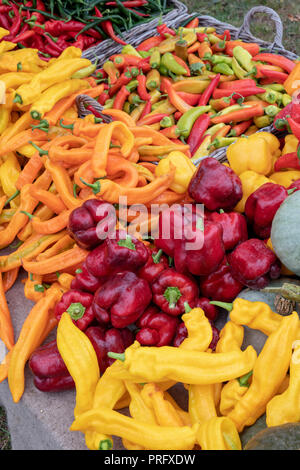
[191, 135, 211, 161]
[196, 416, 242, 450]
[234, 170, 273, 213]
[155, 150, 196, 193]
[266, 340, 300, 427]
[269, 170, 300, 188]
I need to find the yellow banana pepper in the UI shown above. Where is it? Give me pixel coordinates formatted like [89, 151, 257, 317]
[0, 72, 35, 89]
[29, 79, 90, 120]
[269, 170, 300, 188]
[197, 416, 242, 450]
[0, 49, 46, 74]
[227, 312, 299, 432]
[266, 340, 300, 427]
[0, 152, 21, 201]
[0, 27, 9, 39]
[234, 170, 273, 213]
[0, 41, 17, 54]
[142, 382, 184, 427]
[191, 135, 211, 161]
[155, 150, 196, 194]
[56, 312, 100, 418]
[227, 134, 275, 176]
[281, 134, 299, 155]
[0, 107, 10, 135]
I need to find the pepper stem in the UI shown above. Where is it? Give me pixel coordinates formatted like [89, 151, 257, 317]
[237, 370, 253, 387]
[210, 301, 233, 312]
[163, 286, 182, 308]
[261, 283, 300, 302]
[152, 249, 163, 264]
[67, 302, 86, 321]
[4, 189, 20, 207]
[59, 119, 74, 130]
[107, 352, 125, 361]
[20, 210, 34, 220]
[28, 141, 49, 156]
[13, 93, 23, 104]
[99, 439, 113, 450]
[117, 235, 136, 251]
[79, 177, 101, 195]
[30, 110, 42, 120]
[184, 301, 192, 313]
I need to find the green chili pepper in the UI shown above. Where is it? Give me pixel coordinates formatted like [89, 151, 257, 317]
[212, 63, 234, 76]
[71, 63, 97, 79]
[210, 55, 233, 65]
[161, 52, 187, 76]
[150, 49, 161, 69]
[125, 79, 139, 92]
[233, 46, 254, 72]
[208, 136, 237, 149]
[177, 105, 211, 138]
[158, 63, 169, 76]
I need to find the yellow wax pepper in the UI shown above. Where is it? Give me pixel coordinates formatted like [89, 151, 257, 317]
[0, 152, 21, 199]
[227, 312, 299, 432]
[196, 416, 242, 450]
[0, 107, 10, 135]
[0, 72, 36, 90]
[191, 135, 211, 162]
[234, 170, 273, 213]
[269, 170, 300, 188]
[226, 133, 275, 176]
[56, 312, 100, 418]
[155, 150, 196, 194]
[0, 49, 46, 74]
[266, 340, 300, 427]
[141, 383, 185, 427]
[281, 134, 299, 155]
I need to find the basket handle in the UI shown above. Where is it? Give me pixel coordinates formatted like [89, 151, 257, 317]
[75, 95, 113, 123]
[235, 6, 284, 51]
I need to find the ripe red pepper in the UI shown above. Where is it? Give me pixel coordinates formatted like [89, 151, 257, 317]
[157, 23, 176, 38]
[207, 210, 248, 251]
[85, 325, 134, 374]
[194, 297, 219, 322]
[136, 35, 162, 51]
[212, 86, 265, 100]
[219, 79, 257, 90]
[288, 179, 300, 192]
[95, 7, 126, 45]
[113, 85, 130, 110]
[198, 73, 221, 106]
[92, 271, 152, 327]
[287, 117, 300, 141]
[71, 261, 103, 293]
[225, 41, 260, 57]
[135, 305, 180, 347]
[252, 53, 296, 74]
[174, 219, 225, 277]
[29, 340, 69, 379]
[258, 68, 289, 84]
[68, 199, 116, 250]
[33, 375, 75, 392]
[108, 71, 133, 97]
[274, 151, 300, 171]
[187, 113, 211, 155]
[188, 157, 243, 212]
[176, 91, 201, 106]
[228, 239, 281, 289]
[199, 257, 244, 303]
[85, 230, 149, 279]
[137, 73, 151, 101]
[55, 289, 95, 331]
[185, 17, 199, 28]
[138, 247, 169, 284]
[151, 268, 199, 316]
[245, 182, 290, 239]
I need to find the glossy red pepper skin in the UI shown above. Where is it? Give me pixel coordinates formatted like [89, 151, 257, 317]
[288, 179, 300, 192]
[71, 261, 104, 293]
[228, 238, 281, 289]
[33, 375, 75, 392]
[138, 247, 169, 284]
[274, 151, 300, 171]
[187, 114, 211, 155]
[85, 325, 134, 374]
[92, 271, 152, 328]
[174, 220, 225, 277]
[135, 305, 180, 347]
[151, 268, 199, 316]
[137, 73, 151, 101]
[207, 211, 248, 251]
[245, 183, 288, 239]
[198, 74, 220, 106]
[85, 230, 149, 279]
[194, 297, 219, 322]
[188, 157, 242, 212]
[68, 199, 115, 250]
[199, 257, 244, 302]
[54, 289, 95, 331]
[29, 340, 69, 378]
[212, 86, 265, 100]
[287, 117, 300, 141]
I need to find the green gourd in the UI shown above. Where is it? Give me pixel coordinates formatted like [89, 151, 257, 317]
[244, 423, 300, 450]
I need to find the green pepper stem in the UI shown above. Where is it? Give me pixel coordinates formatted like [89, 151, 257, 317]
[13, 94, 23, 104]
[117, 235, 136, 251]
[210, 301, 233, 312]
[67, 302, 86, 321]
[261, 283, 300, 302]
[4, 189, 20, 207]
[20, 210, 34, 220]
[99, 439, 113, 450]
[152, 249, 163, 264]
[30, 111, 42, 120]
[107, 352, 125, 361]
[237, 370, 253, 387]
[79, 177, 101, 195]
[163, 286, 182, 308]
[28, 141, 49, 156]
[59, 119, 74, 130]
[184, 301, 192, 313]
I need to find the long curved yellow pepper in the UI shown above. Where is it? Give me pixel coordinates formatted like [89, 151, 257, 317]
[0, 152, 21, 200]
[70, 407, 199, 451]
[155, 150, 196, 194]
[108, 340, 257, 385]
[0, 72, 35, 90]
[269, 170, 300, 188]
[227, 134, 275, 176]
[180, 307, 213, 352]
[266, 340, 300, 427]
[0, 107, 10, 135]
[227, 312, 299, 432]
[234, 170, 274, 213]
[56, 312, 100, 418]
[281, 134, 299, 155]
[141, 382, 184, 428]
[196, 416, 242, 450]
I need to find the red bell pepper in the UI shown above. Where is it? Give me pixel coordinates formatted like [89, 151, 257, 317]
[228, 239, 281, 289]
[188, 157, 243, 211]
[71, 261, 103, 293]
[138, 247, 169, 284]
[194, 297, 219, 322]
[55, 289, 95, 331]
[33, 375, 75, 392]
[199, 257, 244, 303]
[85, 230, 149, 279]
[85, 325, 134, 374]
[187, 113, 211, 155]
[92, 271, 152, 327]
[151, 268, 199, 316]
[198, 73, 220, 106]
[252, 53, 296, 74]
[68, 199, 116, 250]
[245, 182, 290, 238]
[29, 339, 70, 379]
[288, 179, 300, 192]
[208, 210, 248, 251]
[135, 305, 180, 347]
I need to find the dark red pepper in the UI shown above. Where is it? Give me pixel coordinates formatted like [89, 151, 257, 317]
[71, 261, 103, 293]
[92, 271, 152, 328]
[245, 182, 290, 239]
[288, 179, 300, 192]
[199, 257, 244, 302]
[137, 73, 151, 101]
[274, 151, 300, 172]
[33, 375, 75, 392]
[157, 23, 176, 38]
[85, 325, 134, 374]
[188, 157, 243, 212]
[207, 210, 248, 251]
[68, 199, 116, 250]
[194, 297, 219, 323]
[85, 230, 149, 279]
[228, 238, 281, 289]
[198, 74, 220, 106]
[95, 7, 126, 45]
[138, 247, 169, 284]
[135, 305, 180, 347]
[29, 340, 69, 378]
[54, 289, 95, 331]
[151, 268, 199, 316]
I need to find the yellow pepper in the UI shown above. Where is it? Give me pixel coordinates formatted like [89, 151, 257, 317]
[234, 170, 273, 213]
[191, 135, 211, 162]
[196, 416, 242, 450]
[284, 62, 300, 95]
[141, 382, 184, 427]
[0, 72, 35, 89]
[0, 41, 17, 54]
[146, 69, 161, 90]
[227, 312, 299, 432]
[227, 134, 274, 176]
[0, 152, 21, 200]
[0, 27, 9, 39]
[24, 273, 44, 302]
[157, 31, 197, 54]
[0, 107, 10, 135]
[155, 150, 196, 194]
[269, 170, 300, 188]
[281, 134, 299, 155]
[56, 312, 100, 418]
[266, 340, 300, 427]
[0, 49, 46, 74]
[16, 143, 41, 159]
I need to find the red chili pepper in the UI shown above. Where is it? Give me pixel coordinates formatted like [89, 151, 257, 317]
[219, 29, 231, 41]
[172, 54, 191, 76]
[135, 305, 180, 347]
[174, 111, 183, 121]
[258, 68, 289, 84]
[228, 119, 253, 137]
[198, 73, 221, 106]
[212, 39, 226, 53]
[95, 7, 126, 45]
[92, 271, 152, 328]
[197, 33, 208, 42]
[159, 125, 181, 139]
[274, 151, 300, 172]
[106, 0, 148, 5]
[108, 71, 133, 97]
[0, 12, 11, 30]
[113, 85, 130, 110]
[225, 41, 260, 57]
[212, 86, 265, 100]
[187, 113, 211, 155]
[228, 239, 281, 289]
[127, 7, 149, 17]
[98, 90, 110, 105]
[9, 4, 22, 37]
[11, 29, 35, 44]
[185, 17, 199, 28]
[157, 23, 176, 38]
[287, 117, 300, 141]
[176, 91, 200, 106]
[137, 73, 151, 101]
[219, 78, 257, 90]
[208, 210, 248, 251]
[137, 112, 169, 126]
[137, 99, 151, 121]
[55, 289, 95, 331]
[252, 53, 296, 74]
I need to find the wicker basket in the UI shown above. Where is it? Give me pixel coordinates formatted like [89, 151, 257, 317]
[82, 0, 188, 62]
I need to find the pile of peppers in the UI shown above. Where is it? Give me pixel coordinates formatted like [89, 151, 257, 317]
[0, 0, 172, 57]
[96, 16, 297, 159]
